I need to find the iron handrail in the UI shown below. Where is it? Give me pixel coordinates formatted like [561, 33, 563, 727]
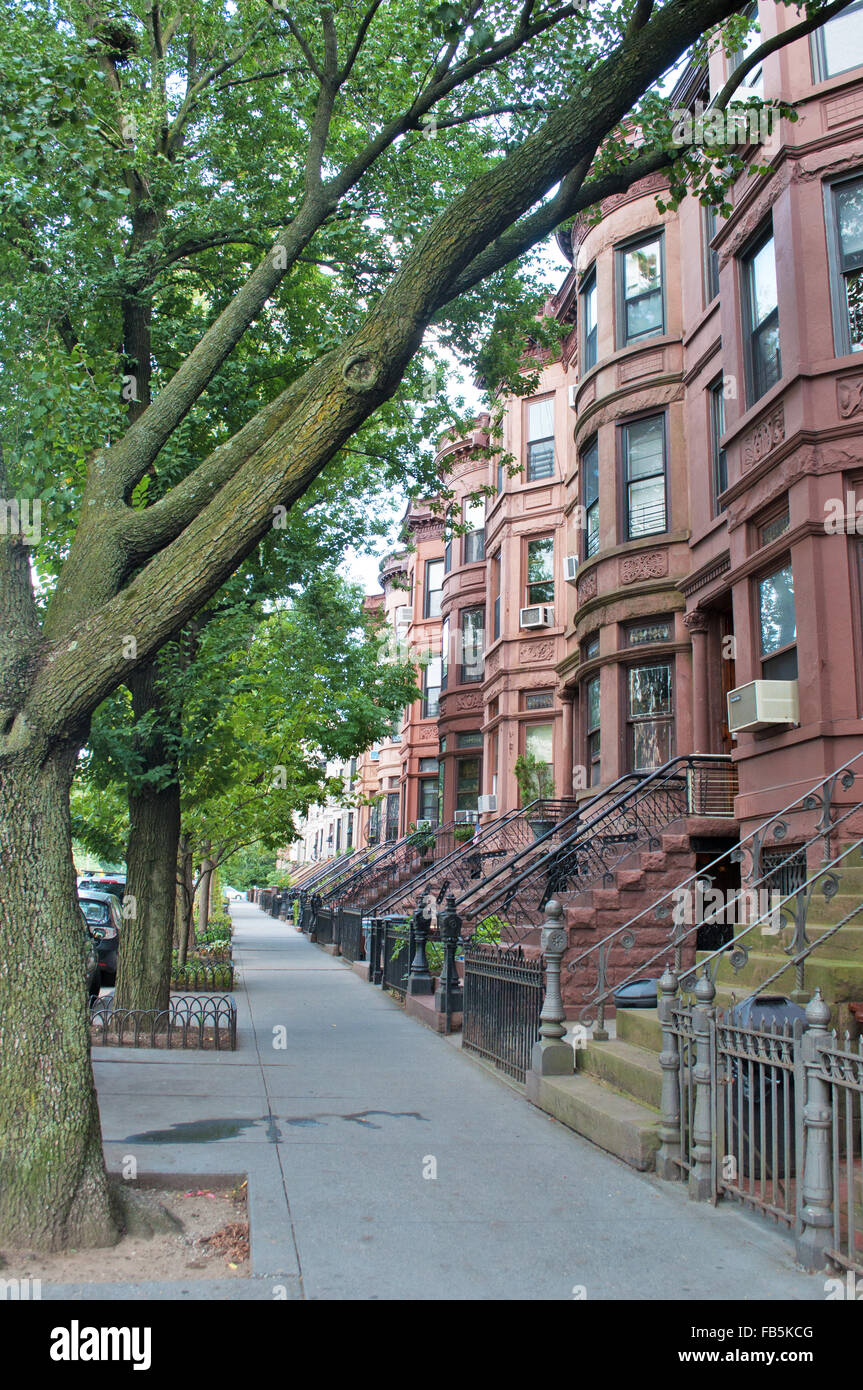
[326, 819, 459, 909]
[680, 832, 863, 1004]
[455, 753, 734, 927]
[567, 750, 863, 1027]
[288, 851, 355, 897]
[372, 797, 573, 914]
[301, 841, 383, 899]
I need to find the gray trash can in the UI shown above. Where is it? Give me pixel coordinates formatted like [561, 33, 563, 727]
[727, 993, 806, 1179]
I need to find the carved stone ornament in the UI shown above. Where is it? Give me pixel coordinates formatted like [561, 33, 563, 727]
[578, 569, 598, 602]
[837, 375, 863, 419]
[742, 405, 785, 469]
[519, 640, 555, 662]
[620, 550, 668, 584]
[683, 609, 710, 634]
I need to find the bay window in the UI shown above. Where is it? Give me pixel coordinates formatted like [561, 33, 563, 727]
[627, 662, 674, 772]
[622, 414, 667, 539]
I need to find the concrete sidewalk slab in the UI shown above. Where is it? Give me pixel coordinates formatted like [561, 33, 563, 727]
[79, 902, 827, 1301]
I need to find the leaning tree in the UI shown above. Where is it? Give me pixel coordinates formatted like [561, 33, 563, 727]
[0, 0, 848, 1249]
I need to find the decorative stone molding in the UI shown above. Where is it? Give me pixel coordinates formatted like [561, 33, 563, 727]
[447, 452, 487, 480]
[620, 550, 668, 584]
[519, 640, 555, 662]
[579, 378, 596, 408]
[682, 609, 710, 635]
[717, 162, 794, 268]
[484, 648, 501, 676]
[455, 691, 483, 710]
[742, 405, 785, 469]
[578, 569, 598, 602]
[837, 375, 863, 419]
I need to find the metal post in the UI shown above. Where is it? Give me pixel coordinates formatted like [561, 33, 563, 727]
[689, 967, 716, 1202]
[796, 989, 834, 1271]
[408, 893, 435, 995]
[656, 965, 682, 1180]
[530, 899, 574, 1077]
[434, 895, 464, 1027]
[370, 918, 384, 986]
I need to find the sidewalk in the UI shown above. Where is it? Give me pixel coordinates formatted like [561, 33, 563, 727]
[51, 902, 826, 1299]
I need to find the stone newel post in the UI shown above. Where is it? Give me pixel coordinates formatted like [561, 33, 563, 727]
[656, 966, 682, 1180]
[796, 989, 834, 1271]
[531, 899, 575, 1077]
[688, 968, 716, 1201]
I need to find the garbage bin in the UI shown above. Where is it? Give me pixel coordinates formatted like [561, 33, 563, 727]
[613, 977, 658, 1010]
[726, 993, 806, 1180]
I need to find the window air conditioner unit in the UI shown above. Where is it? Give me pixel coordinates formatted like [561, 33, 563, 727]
[415, 819, 432, 830]
[477, 794, 498, 813]
[568, 383, 578, 408]
[454, 810, 480, 824]
[520, 604, 554, 629]
[727, 680, 799, 735]
[564, 555, 579, 583]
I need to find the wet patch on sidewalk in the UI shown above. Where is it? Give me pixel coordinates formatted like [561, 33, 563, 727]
[125, 1109, 429, 1143]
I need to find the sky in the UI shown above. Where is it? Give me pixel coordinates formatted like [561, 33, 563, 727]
[339, 232, 572, 596]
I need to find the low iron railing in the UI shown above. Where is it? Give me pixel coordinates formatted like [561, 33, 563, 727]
[456, 754, 735, 939]
[654, 970, 862, 1275]
[90, 993, 237, 1050]
[462, 943, 544, 1083]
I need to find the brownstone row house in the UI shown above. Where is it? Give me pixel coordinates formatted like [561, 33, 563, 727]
[299, 0, 863, 889]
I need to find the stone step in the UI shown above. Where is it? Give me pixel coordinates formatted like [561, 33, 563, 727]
[616, 1006, 663, 1053]
[578, 1038, 663, 1110]
[801, 892, 863, 927]
[525, 1070, 662, 1172]
[704, 948, 863, 1001]
[749, 921, 863, 960]
[811, 865, 863, 894]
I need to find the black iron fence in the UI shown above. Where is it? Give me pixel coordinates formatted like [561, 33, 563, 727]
[462, 943, 544, 1083]
[339, 908, 365, 964]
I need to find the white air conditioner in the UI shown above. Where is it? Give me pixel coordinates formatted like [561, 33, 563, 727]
[477, 794, 498, 813]
[727, 680, 799, 734]
[568, 383, 578, 408]
[520, 604, 554, 629]
[454, 810, 480, 824]
[564, 555, 579, 583]
[415, 819, 432, 830]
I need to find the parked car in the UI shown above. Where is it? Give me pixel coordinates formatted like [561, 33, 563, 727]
[80, 910, 101, 1002]
[79, 874, 126, 902]
[78, 889, 122, 987]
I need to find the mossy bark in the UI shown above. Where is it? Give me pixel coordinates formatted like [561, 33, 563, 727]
[0, 750, 118, 1250]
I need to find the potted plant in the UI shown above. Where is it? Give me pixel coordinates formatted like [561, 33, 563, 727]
[514, 752, 556, 840]
[453, 823, 475, 844]
[407, 822, 436, 862]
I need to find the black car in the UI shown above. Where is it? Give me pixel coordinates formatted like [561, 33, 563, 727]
[78, 889, 122, 987]
[81, 910, 101, 1001]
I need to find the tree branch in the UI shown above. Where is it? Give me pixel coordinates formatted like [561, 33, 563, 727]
[712, 0, 854, 111]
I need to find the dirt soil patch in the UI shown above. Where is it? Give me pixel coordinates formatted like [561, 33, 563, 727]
[0, 1180, 250, 1284]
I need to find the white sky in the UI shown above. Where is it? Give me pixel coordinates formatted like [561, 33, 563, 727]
[340, 234, 571, 595]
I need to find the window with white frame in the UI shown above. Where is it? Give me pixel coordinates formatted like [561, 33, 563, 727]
[526, 397, 555, 481]
[622, 414, 667, 539]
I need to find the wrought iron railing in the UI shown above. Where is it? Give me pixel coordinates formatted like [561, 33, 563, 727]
[457, 754, 736, 939]
[339, 908, 365, 964]
[652, 971, 862, 1274]
[462, 943, 544, 1083]
[326, 820, 461, 915]
[570, 752, 863, 1033]
[373, 798, 577, 917]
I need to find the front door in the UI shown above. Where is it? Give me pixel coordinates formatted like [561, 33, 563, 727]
[719, 610, 736, 755]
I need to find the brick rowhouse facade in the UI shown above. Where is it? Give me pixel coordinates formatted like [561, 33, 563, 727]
[290, 0, 863, 899]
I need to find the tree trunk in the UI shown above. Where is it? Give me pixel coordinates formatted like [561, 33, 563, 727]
[198, 845, 213, 940]
[0, 747, 119, 1250]
[113, 660, 181, 1013]
[176, 837, 195, 967]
